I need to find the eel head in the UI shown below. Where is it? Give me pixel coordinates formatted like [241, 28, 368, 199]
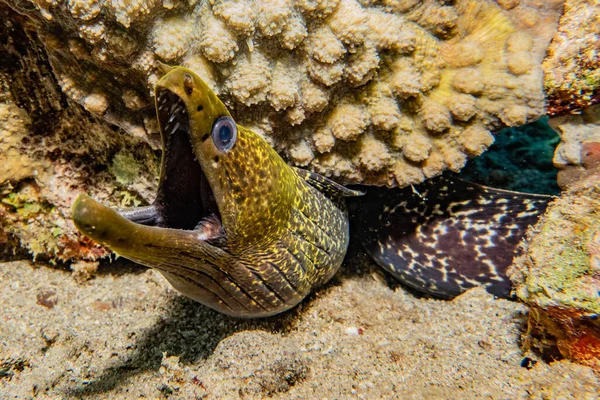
[72, 67, 301, 316]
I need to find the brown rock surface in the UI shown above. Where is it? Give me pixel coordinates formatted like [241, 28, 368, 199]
[0, 5, 159, 261]
[551, 104, 600, 190]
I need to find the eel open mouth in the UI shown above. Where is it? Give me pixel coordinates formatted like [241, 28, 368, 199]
[72, 88, 224, 248]
[148, 88, 223, 240]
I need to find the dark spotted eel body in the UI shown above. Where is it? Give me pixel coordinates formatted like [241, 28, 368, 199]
[351, 176, 551, 298]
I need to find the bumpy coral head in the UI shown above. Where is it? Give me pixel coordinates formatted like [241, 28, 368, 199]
[154, 67, 295, 246]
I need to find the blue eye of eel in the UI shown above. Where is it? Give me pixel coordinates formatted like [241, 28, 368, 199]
[212, 116, 236, 152]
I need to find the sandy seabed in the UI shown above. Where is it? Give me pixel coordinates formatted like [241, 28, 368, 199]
[1, 250, 598, 399]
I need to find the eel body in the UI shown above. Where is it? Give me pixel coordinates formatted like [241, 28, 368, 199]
[72, 66, 359, 317]
[72, 66, 553, 317]
[351, 176, 551, 298]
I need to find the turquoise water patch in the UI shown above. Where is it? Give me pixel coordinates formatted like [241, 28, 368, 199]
[460, 117, 560, 195]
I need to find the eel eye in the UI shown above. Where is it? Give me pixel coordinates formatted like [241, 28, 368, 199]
[211, 116, 237, 152]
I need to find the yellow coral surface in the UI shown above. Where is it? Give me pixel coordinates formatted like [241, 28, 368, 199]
[0, 103, 51, 183]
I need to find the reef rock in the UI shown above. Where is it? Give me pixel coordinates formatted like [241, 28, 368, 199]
[509, 174, 600, 370]
[1, 0, 563, 186]
[543, 0, 600, 116]
[551, 104, 600, 190]
[0, 7, 159, 261]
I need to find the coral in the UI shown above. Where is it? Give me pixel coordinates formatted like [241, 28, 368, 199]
[2, 0, 563, 186]
[0, 8, 159, 261]
[551, 104, 600, 189]
[0, 103, 52, 183]
[509, 174, 600, 370]
[109, 150, 144, 186]
[70, 260, 99, 282]
[543, 0, 600, 116]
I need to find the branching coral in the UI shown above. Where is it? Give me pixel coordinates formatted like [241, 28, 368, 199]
[1, 0, 563, 186]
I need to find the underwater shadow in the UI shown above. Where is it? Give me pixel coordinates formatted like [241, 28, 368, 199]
[65, 263, 306, 397]
[93, 257, 149, 277]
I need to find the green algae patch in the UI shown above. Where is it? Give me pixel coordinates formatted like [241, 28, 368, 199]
[117, 191, 143, 208]
[109, 150, 142, 186]
[1, 188, 62, 261]
[2, 192, 48, 218]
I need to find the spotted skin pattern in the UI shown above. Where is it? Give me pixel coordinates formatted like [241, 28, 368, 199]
[352, 175, 552, 298]
[73, 67, 357, 317]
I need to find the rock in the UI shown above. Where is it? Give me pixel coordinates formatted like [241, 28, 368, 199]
[551, 104, 600, 189]
[0, 6, 158, 261]
[543, 0, 600, 116]
[509, 174, 600, 370]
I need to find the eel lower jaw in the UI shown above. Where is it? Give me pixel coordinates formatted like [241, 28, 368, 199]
[71, 194, 168, 251]
[72, 194, 224, 267]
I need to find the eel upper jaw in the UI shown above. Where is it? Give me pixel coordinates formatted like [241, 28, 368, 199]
[134, 87, 224, 241]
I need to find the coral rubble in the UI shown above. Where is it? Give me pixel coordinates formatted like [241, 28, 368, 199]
[1, 0, 563, 186]
[543, 0, 600, 116]
[510, 174, 600, 370]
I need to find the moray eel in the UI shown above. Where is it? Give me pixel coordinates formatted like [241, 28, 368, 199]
[351, 175, 551, 298]
[72, 66, 361, 317]
[73, 66, 552, 317]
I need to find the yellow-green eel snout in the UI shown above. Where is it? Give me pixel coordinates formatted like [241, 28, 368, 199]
[72, 66, 360, 317]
